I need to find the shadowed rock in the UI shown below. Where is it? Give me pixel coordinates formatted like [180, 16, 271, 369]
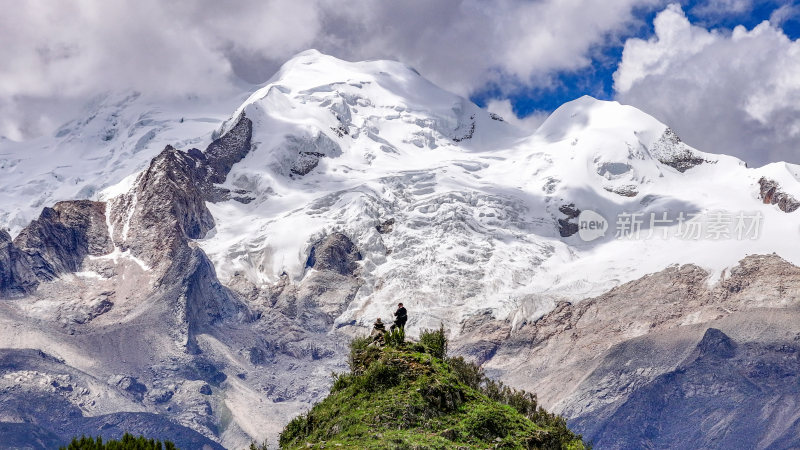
[759, 177, 799, 213]
[696, 328, 736, 359]
[306, 232, 362, 276]
[0, 201, 112, 297]
[558, 204, 580, 237]
[188, 114, 253, 202]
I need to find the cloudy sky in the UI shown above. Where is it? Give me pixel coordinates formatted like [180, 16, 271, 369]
[1, 0, 799, 166]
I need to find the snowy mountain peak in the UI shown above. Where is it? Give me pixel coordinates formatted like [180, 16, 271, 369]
[181, 52, 800, 334]
[537, 95, 668, 147]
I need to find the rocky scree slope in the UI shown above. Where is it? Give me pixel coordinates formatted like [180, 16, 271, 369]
[462, 254, 800, 449]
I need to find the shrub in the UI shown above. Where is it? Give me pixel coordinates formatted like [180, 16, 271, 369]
[248, 440, 270, 450]
[419, 324, 448, 360]
[348, 336, 380, 373]
[448, 356, 483, 390]
[279, 413, 313, 447]
[447, 356, 547, 425]
[482, 378, 539, 419]
[61, 434, 176, 450]
[330, 372, 354, 392]
[362, 361, 401, 392]
[383, 328, 405, 347]
[460, 403, 511, 442]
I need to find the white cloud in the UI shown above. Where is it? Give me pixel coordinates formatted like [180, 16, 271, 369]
[0, 0, 659, 140]
[689, 0, 753, 19]
[769, 3, 800, 27]
[614, 3, 800, 166]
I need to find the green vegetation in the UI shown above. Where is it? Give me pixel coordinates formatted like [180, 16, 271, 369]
[280, 327, 588, 449]
[384, 327, 406, 347]
[60, 434, 177, 450]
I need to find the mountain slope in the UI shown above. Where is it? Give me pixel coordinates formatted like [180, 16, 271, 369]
[0, 50, 799, 448]
[470, 254, 800, 448]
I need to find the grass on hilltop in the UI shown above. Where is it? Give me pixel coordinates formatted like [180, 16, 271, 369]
[279, 324, 588, 449]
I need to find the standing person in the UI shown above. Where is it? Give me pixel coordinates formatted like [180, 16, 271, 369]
[391, 303, 407, 331]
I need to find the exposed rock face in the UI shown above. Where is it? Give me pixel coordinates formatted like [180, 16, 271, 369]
[696, 327, 736, 359]
[0, 114, 302, 448]
[557, 204, 580, 237]
[0, 230, 14, 296]
[376, 218, 395, 234]
[759, 177, 800, 213]
[469, 254, 800, 449]
[103, 117, 255, 352]
[0, 201, 112, 297]
[0, 349, 225, 449]
[285, 133, 342, 177]
[603, 184, 638, 197]
[187, 114, 253, 202]
[452, 309, 511, 365]
[650, 128, 707, 172]
[576, 323, 800, 449]
[229, 232, 365, 330]
[110, 146, 215, 277]
[109, 115, 252, 281]
[306, 232, 362, 276]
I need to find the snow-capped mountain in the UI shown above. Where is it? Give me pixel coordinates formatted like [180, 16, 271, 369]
[198, 50, 799, 330]
[1, 50, 799, 448]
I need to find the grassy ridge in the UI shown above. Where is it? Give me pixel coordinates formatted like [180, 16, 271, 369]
[279, 327, 587, 449]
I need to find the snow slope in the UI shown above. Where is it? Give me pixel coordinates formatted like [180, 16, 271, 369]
[1, 50, 798, 332]
[191, 50, 800, 332]
[0, 91, 244, 234]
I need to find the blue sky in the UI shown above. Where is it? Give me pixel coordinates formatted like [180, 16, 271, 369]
[474, 0, 800, 118]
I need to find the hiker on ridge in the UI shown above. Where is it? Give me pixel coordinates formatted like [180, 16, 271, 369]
[391, 303, 407, 332]
[369, 318, 387, 345]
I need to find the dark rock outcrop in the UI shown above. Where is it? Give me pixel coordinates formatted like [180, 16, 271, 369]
[188, 114, 253, 202]
[651, 128, 707, 172]
[557, 204, 580, 237]
[376, 218, 395, 234]
[305, 232, 362, 276]
[285, 133, 342, 177]
[696, 327, 736, 359]
[759, 177, 799, 213]
[0, 201, 112, 297]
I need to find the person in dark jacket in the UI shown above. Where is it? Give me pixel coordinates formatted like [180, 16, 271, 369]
[391, 303, 407, 331]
